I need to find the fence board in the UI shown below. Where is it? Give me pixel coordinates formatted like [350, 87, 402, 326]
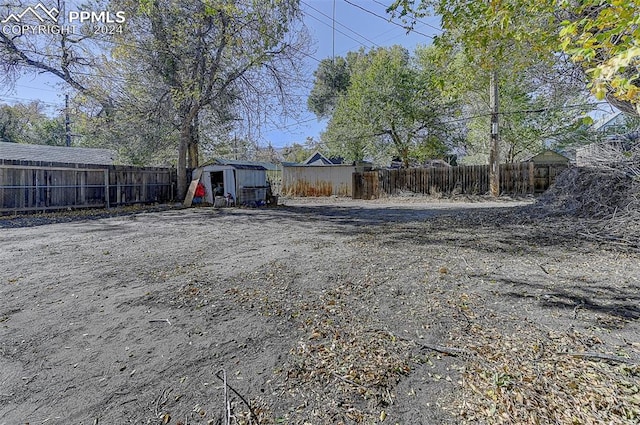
[353, 163, 568, 199]
[1, 160, 176, 214]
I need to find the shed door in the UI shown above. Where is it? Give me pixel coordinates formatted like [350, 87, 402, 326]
[223, 169, 236, 201]
[209, 171, 224, 201]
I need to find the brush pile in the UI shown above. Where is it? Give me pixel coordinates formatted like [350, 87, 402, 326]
[535, 166, 639, 250]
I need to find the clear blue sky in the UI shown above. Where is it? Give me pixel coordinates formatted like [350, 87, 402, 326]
[2, 0, 443, 149]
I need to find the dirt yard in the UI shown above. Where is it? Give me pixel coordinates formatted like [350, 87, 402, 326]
[1, 197, 638, 425]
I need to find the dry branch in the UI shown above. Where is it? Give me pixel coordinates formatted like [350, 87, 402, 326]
[214, 370, 259, 424]
[148, 319, 172, 325]
[563, 351, 638, 365]
[419, 343, 474, 357]
[537, 167, 640, 251]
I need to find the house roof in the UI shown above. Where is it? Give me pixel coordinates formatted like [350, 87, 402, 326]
[303, 151, 343, 165]
[591, 112, 625, 132]
[521, 149, 570, 163]
[0, 142, 116, 165]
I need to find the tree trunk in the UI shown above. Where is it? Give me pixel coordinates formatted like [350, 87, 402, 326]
[187, 113, 200, 169]
[187, 143, 199, 169]
[177, 105, 201, 200]
[389, 126, 410, 168]
[489, 69, 500, 197]
[177, 123, 190, 201]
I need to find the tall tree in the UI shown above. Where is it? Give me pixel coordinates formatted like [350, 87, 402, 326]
[0, 102, 66, 145]
[281, 137, 321, 163]
[115, 0, 308, 198]
[0, 0, 117, 112]
[389, 0, 558, 194]
[435, 49, 594, 164]
[322, 46, 457, 167]
[389, 0, 640, 116]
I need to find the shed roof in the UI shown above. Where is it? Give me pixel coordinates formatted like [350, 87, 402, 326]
[0, 142, 116, 165]
[204, 158, 268, 170]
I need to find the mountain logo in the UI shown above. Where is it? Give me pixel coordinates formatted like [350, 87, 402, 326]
[1, 3, 60, 24]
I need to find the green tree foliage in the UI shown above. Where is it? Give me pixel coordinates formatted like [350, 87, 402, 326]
[390, 0, 556, 70]
[389, 0, 640, 116]
[281, 137, 320, 163]
[307, 57, 351, 119]
[0, 105, 23, 144]
[389, 0, 621, 171]
[72, 100, 178, 166]
[447, 56, 594, 165]
[322, 46, 457, 167]
[0, 102, 65, 145]
[559, 0, 640, 116]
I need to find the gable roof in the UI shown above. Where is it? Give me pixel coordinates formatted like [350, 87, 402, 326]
[0, 142, 116, 165]
[303, 151, 344, 165]
[521, 149, 570, 164]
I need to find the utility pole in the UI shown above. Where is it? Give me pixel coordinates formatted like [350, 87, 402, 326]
[489, 69, 499, 197]
[233, 134, 238, 160]
[65, 94, 71, 147]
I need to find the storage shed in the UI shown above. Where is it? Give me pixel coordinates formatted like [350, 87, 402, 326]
[524, 150, 570, 165]
[521, 150, 570, 193]
[193, 159, 268, 205]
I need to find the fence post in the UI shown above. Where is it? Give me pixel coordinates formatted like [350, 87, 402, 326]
[104, 169, 110, 208]
[352, 172, 360, 199]
[80, 171, 87, 206]
[528, 162, 535, 194]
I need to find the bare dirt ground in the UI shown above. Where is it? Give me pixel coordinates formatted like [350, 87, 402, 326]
[1, 197, 638, 425]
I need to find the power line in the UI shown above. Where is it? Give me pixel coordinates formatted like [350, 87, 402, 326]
[442, 101, 611, 124]
[1, 95, 63, 108]
[371, 0, 442, 34]
[15, 83, 60, 93]
[304, 12, 370, 51]
[264, 115, 319, 132]
[342, 0, 434, 39]
[302, 1, 380, 48]
[332, 0, 336, 61]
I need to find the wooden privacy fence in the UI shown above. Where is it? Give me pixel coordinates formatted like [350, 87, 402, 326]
[353, 163, 568, 200]
[0, 159, 176, 214]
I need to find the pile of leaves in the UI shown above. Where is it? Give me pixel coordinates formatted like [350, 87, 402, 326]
[534, 167, 640, 250]
[225, 262, 418, 424]
[454, 322, 640, 424]
[287, 323, 413, 423]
